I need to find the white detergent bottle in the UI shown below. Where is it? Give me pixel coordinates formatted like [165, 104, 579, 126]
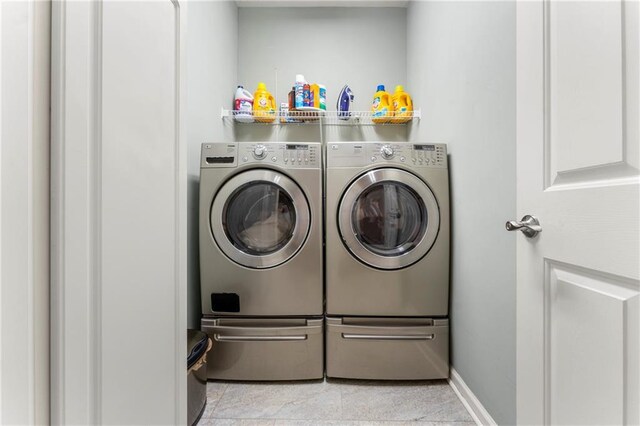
[234, 85, 254, 123]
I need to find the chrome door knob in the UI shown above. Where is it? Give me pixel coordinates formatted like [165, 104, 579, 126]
[506, 215, 542, 238]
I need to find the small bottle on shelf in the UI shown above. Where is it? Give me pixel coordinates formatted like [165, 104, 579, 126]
[294, 75, 305, 109]
[318, 84, 326, 110]
[303, 82, 311, 107]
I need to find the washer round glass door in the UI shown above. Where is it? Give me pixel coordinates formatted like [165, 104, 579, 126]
[211, 169, 310, 269]
[338, 168, 440, 270]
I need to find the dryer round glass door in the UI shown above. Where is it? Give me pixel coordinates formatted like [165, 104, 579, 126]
[210, 169, 310, 269]
[338, 168, 440, 270]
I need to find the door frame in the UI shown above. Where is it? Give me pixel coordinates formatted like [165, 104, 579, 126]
[49, 1, 187, 423]
[0, 1, 51, 423]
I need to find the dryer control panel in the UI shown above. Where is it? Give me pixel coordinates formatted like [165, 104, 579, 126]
[201, 142, 321, 169]
[327, 142, 447, 168]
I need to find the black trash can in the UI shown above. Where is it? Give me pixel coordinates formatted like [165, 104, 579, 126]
[187, 329, 211, 426]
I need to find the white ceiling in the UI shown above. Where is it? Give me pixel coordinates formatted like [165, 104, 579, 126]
[235, 0, 410, 8]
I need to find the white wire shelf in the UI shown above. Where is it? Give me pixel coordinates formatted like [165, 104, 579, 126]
[220, 108, 421, 126]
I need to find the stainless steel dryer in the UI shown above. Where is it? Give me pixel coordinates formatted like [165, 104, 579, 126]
[325, 142, 450, 380]
[199, 142, 323, 381]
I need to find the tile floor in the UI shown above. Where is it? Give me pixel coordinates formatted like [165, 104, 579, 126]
[196, 379, 476, 425]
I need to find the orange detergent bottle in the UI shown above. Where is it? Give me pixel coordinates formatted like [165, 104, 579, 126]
[391, 85, 413, 123]
[371, 84, 392, 124]
[253, 82, 276, 123]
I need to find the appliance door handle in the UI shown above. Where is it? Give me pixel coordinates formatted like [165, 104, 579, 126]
[341, 333, 435, 341]
[210, 325, 322, 335]
[214, 335, 307, 342]
[334, 324, 436, 334]
[208, 323, 322, 342]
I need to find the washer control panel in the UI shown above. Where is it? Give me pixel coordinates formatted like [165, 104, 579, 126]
[201, 142, 320, 169]
[327, 142, 447, 168]
[280, 143, 320, 167]
[410, 144, 446, 167]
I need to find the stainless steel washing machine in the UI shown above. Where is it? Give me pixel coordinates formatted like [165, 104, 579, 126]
[325, 142, 450, 380]
[199, 142, 323, 381]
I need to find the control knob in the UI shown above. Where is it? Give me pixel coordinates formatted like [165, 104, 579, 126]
[253, 144, 267, 159]
[380, 144, 394, 159]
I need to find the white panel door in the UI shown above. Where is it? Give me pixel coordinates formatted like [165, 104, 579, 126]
[51, 1, 187, 424]
[516, 1, 639, 424]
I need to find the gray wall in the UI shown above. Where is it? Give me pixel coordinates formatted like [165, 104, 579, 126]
[237, 7, 409, 143]
[187, 0, 238, 328]
[407, 2, 516, 424]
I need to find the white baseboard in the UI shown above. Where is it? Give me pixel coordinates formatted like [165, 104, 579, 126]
[448, 367, 498, 426]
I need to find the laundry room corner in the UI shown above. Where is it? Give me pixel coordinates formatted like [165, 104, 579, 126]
[2, 1, 635, 425]
[407, 1, 517, 424]
[187, 0, 238, 329]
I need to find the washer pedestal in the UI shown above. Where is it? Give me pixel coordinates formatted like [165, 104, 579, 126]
[326, 317, 449, 380]
[202, 317, 324, 381]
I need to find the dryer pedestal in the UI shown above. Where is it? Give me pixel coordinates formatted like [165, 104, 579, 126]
[325, 317, 449, 380]
[201, 317, 324, 381]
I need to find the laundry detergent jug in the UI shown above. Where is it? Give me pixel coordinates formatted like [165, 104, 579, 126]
[391, 85, 413, 123]
[234, 85, 254, 123]
[253, 82, 276, 123]
[371, 84, 392, 124]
